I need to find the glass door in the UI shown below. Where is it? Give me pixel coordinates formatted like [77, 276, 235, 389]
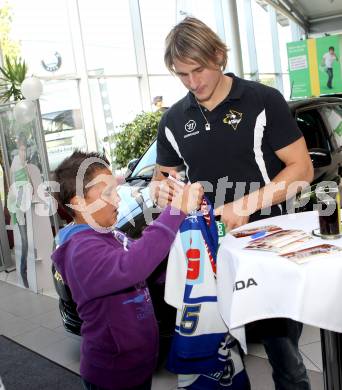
[0, 160, 12, 271]
[0, 101, 55, 293]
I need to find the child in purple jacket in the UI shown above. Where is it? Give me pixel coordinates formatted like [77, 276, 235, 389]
[51, 151, 203, 390]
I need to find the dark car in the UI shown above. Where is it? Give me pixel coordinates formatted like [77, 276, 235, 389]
[289, 97, 342, 209]
[52, 96, 342, 346]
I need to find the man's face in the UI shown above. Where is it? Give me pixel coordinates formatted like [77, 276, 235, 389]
[329, 48, 335, 55]
[82, 168, 121, 228]
[173, 58, 222, 103]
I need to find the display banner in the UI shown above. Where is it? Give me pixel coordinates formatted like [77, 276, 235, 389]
[316, 35, 342, 95]
[287, 34, 342, 98]
[287, 40, 312, 98]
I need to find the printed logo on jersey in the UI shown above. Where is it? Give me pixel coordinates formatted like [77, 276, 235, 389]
[185, 119, 197, 132]
[223, 110, 242, 130]
[184, 119, 200, 138]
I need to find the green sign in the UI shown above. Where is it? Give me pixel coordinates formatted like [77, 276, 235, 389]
[287, 34, 342, 98]
[287, 40, 311, 98]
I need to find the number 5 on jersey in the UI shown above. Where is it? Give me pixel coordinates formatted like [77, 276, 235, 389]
[180, 305, 201, 335]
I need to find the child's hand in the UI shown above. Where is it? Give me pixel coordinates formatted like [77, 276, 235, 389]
[172, 182, 204, 214]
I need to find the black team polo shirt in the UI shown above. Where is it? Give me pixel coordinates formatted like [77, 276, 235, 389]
[156, 73, 302, 219]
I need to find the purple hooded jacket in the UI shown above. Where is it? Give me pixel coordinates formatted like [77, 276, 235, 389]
[52, 206, 185, 389]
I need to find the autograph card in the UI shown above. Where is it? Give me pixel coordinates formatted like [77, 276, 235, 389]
[231, 225, 282, 238]
[280, 244, 342, 264]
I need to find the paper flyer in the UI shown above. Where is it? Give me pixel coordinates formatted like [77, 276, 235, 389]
[280, 244, 342, 264]
[244, 229, 312, 253]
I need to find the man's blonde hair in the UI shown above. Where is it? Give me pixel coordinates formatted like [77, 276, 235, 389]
[164, 17, 228, 73]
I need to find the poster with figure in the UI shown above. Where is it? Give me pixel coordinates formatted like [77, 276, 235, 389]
[1, 103, 55, 294]
[287, 34, 342, 98]
[316, 35, 342, 95]
[7, 132, 37, 290]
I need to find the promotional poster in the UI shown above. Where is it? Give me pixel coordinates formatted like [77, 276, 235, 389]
[287, 34, 342, 98]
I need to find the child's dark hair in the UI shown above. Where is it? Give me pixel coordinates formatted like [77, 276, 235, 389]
[53, 150, 110, 216]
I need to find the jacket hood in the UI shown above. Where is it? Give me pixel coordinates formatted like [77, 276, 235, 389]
[56, 223, 92, 246]
[52, 223, 92, 276]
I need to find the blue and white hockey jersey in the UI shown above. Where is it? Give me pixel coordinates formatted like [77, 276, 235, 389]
[165, 199, 250, 389]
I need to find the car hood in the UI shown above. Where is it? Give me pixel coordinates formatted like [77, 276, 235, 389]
[116, 179, 153, 229]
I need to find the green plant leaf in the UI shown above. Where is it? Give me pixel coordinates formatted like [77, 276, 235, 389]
[111, 110, 163, 168]
[0, 55, 27, 101]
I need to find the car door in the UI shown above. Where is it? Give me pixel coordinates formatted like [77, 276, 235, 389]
[295, 105, 337, 183]
[319, 103, 342, 177]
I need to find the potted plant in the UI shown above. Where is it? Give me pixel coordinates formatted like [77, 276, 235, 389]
[112, 110, 163, 169]
[0, 55, 27, 102]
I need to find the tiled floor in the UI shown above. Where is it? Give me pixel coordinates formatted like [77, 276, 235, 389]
[0, 278, 323, 389]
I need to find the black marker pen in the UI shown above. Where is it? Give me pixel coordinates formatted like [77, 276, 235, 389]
[161, 171, 185, 187]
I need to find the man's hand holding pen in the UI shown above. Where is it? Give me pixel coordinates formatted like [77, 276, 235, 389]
[150, 170, 204, 214]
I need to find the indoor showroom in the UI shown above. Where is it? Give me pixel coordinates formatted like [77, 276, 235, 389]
[0, 0, 342, 389]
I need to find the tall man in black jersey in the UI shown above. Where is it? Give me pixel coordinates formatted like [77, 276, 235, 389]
[152, 17, 313, 390]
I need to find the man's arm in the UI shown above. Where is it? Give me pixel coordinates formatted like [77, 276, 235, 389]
[321, 54, 326, 66]
[216, 137, 314, 230]
[151, 164, 184, 207]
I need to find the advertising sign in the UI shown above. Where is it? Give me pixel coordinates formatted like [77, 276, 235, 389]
[287, 34, 342, 98]
[287, 40, 312, 97]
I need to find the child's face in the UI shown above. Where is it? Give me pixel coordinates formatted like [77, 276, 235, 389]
[82, 168, 121, 228]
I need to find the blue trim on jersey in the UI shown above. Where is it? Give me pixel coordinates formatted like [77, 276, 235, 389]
[182, 370, 250, 390]
[184, 284, 217, 304]
[167, 332, 227, 374]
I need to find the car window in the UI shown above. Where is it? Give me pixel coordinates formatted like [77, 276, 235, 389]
[296, 109, 330, 151]
[130, 141, 157, 178]
[320, 105, 342, 148]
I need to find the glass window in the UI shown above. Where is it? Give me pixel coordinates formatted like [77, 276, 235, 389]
[130, 141, 157, 179]
[90, 77, 142, 130]
[88, 77, 142, 163]
[177, 0, 217, 32]
[277, 16, 292, 99]
[78, 1, 137, 75]
[149, 75, 186, 108]
[0, 161, 4, 204]
[282, 73, 291, 101]
[236, 0, 251, 76]
[11, 0, 75, 76]
[296, 109, 330, 151]
[139, 0, 177, 74]
[140, 0, 217, 75]
[251, 1, 274, 74]
[278, 19, 291, 75]
[39, 80, 86, 171]
[259, 74, 276, 88]
[320, 105, 342, 148]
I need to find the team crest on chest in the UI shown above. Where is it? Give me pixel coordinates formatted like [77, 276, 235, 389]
[223, 110, 242, 130]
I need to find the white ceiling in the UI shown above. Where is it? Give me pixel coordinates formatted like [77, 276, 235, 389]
[264, 0, 342, 33]
[290, 0, 342, 20]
